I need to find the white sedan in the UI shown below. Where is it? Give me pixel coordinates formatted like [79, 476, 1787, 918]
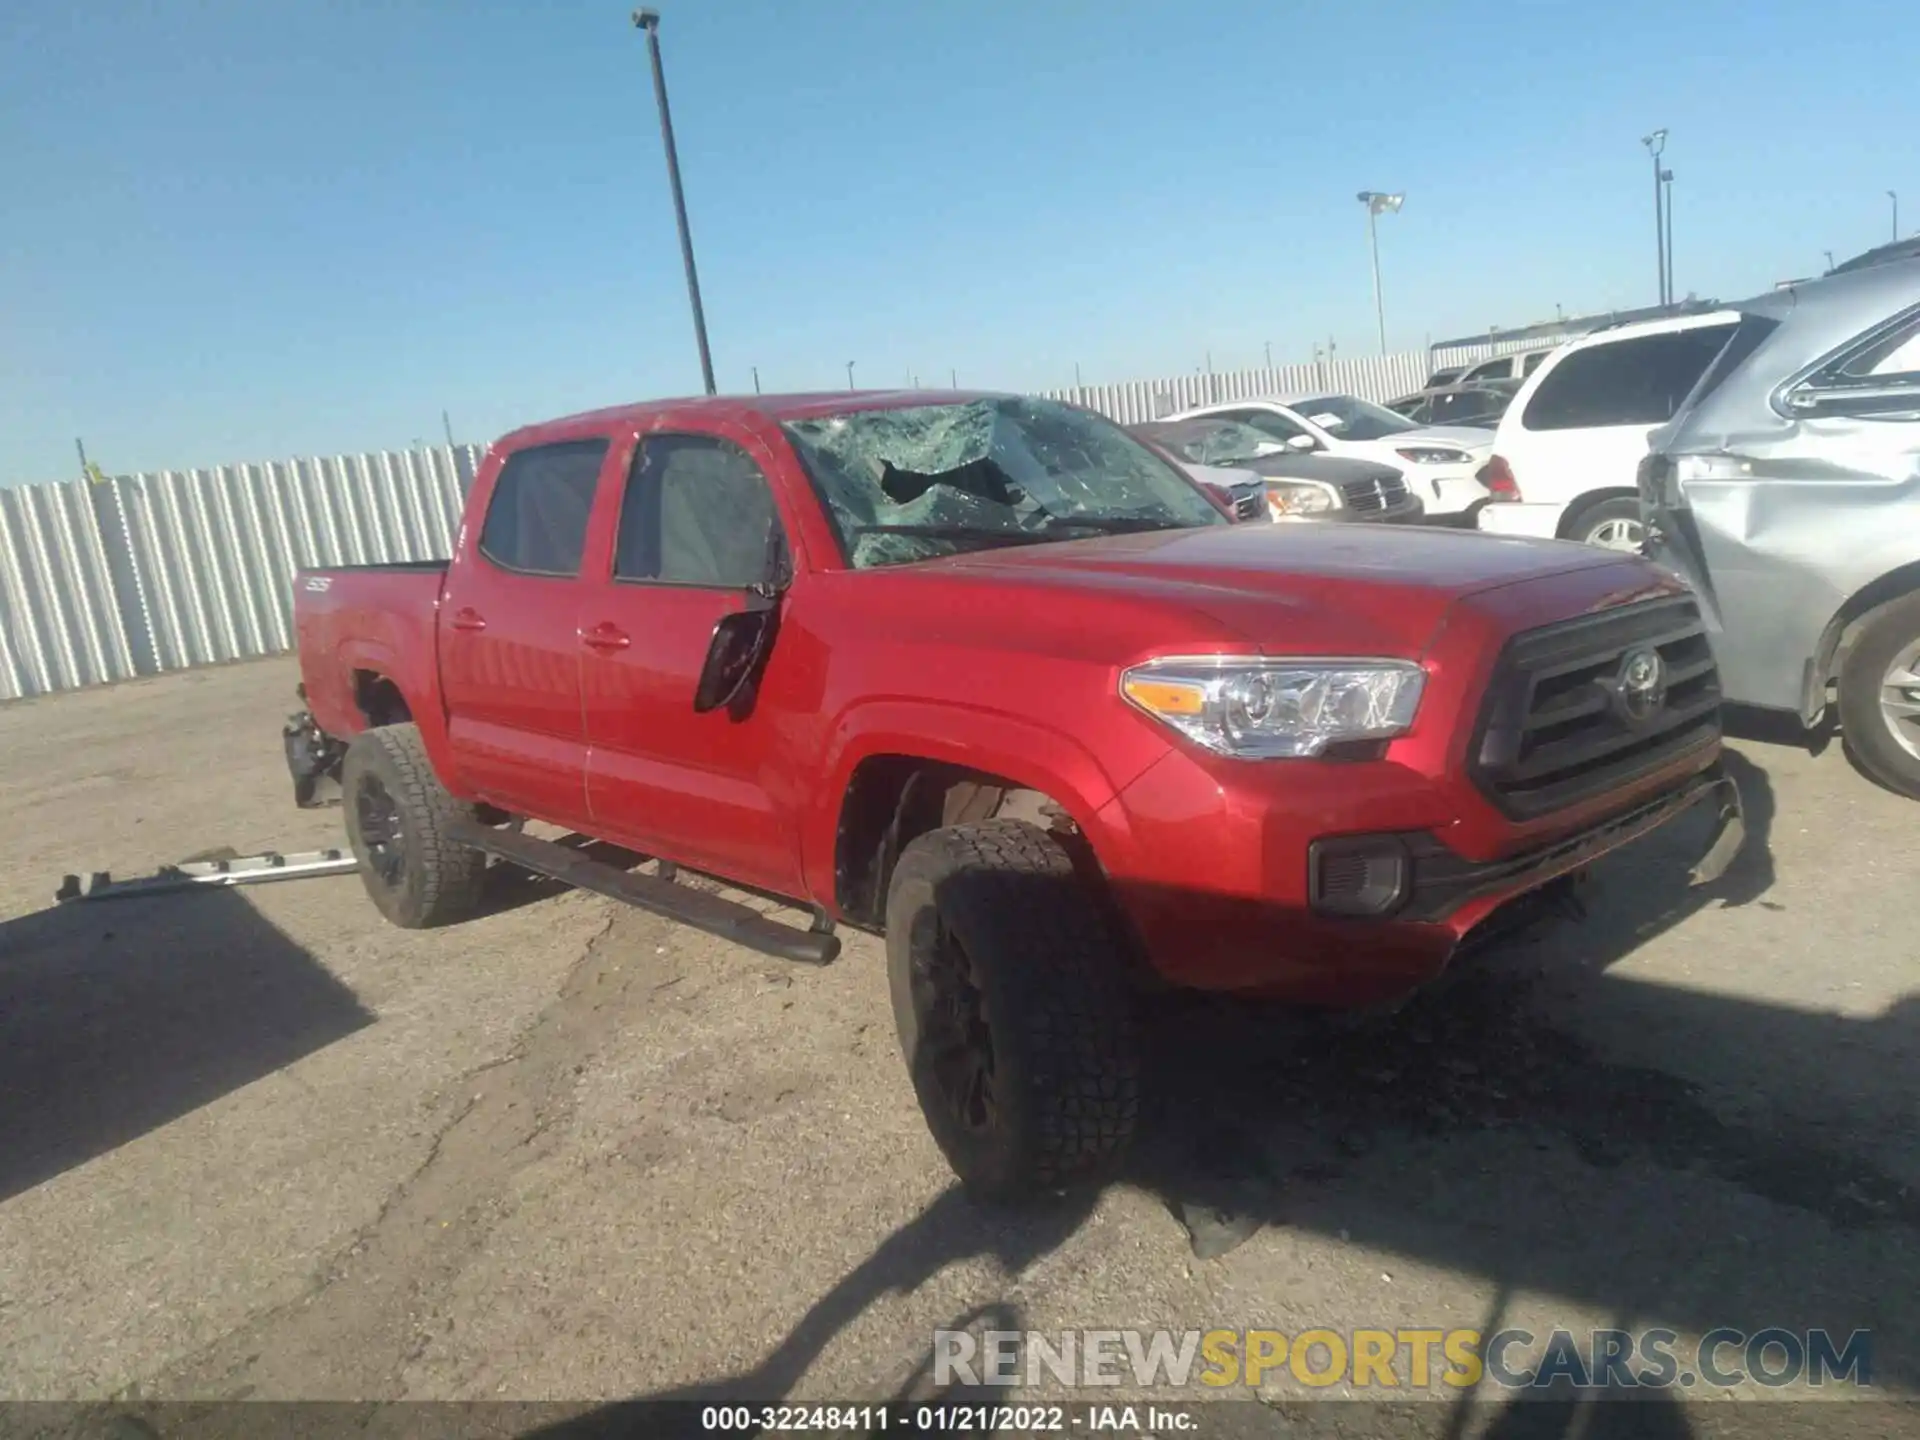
[1166, 392, 1495, 522]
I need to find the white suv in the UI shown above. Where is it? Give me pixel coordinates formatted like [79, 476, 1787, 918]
[1167, 392, 1495, 521]
[1476, 310, 1741, 550]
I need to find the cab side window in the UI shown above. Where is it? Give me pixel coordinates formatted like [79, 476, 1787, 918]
[478, 439, 608, 577]
[615, 434, 782, 587]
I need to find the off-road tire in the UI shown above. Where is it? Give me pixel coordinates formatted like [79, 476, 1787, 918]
[884, 819, 1140, 1202]
[1564, 495, 1644, 552]
[341, 723, 488, 928]
[1837, 591, 1920, 800]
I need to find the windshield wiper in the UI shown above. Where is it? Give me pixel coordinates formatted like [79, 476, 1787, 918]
[1035, 515, 1191, 534]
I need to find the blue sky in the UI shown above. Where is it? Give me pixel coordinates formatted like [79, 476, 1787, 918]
[2, 0, 1914, 484]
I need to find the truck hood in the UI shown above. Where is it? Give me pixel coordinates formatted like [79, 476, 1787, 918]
[931, 522, 1635, 657]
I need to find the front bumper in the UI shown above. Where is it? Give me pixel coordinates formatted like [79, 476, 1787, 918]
[1476, 501, 1568, 540]
[1308, 761, 1742, 924]
[1418, 468, 1495, 517]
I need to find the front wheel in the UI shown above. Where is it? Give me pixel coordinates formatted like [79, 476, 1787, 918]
[1838, 592, 1920, 799]
[341, 724, 488, 927]
[1566, 496, 1645, 552]
[884, 820, 1140, 1202]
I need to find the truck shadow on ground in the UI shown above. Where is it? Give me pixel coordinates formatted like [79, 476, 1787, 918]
[529, 743, 1920, 1436]
[0, 888, 373, 1204]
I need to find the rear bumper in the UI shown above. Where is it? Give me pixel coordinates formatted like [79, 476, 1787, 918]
[1476, 501, 1567, 540]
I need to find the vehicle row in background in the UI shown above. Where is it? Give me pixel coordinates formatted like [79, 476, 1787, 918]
[1422, 346, 1554, 390]
[1386, 378, 1520, 430]
[1130, 417, 1423, 524]
[1164, 391, 1496, 524]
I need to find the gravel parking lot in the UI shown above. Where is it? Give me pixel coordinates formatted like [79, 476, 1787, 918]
[2, 657, 1917, 1433]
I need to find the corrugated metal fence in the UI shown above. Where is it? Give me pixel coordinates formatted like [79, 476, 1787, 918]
[1, 447, 481, 700]
[1, 340, 1537, 702]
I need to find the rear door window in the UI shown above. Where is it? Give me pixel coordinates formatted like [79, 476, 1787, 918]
[478, 439, 608, 576]
[1521, 324, 1739, 432]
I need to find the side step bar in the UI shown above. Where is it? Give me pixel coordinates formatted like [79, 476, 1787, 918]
[57, 848, 360, 903]
[448, 820, 840, 966]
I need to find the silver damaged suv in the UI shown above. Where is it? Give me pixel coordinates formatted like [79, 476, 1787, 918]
[1641, 257, 1920, 796]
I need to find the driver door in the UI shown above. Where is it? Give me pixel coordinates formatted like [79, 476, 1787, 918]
[577, 429, 805, 896]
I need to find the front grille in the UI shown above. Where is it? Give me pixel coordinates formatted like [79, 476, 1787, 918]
[1470, 595, 1721, 819]
[1340, 474, 1413, 513]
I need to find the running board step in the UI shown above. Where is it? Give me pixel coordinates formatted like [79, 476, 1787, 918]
[56, 848, 360, 903]
[448, 820, 840, 966]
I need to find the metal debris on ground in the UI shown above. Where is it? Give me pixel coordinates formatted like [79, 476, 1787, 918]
[55, 849, 360, 903]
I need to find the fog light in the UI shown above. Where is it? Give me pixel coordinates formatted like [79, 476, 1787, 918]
[1308, 836, 1410, 917]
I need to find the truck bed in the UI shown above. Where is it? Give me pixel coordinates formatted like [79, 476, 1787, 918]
[292, 563, 450, 738]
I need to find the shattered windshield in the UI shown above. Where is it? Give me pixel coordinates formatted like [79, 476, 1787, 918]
[782, 397, 1226, 569]
[1289, 395, 1417, 441]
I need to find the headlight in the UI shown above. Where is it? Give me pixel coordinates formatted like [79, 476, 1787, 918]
[1265, 480, 1338, 517]
[1119, 656, 1425, 758]
[1395, 446, 1471, 465]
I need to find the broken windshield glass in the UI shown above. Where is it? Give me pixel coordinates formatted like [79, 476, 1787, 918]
[783, 397, 1226, 568]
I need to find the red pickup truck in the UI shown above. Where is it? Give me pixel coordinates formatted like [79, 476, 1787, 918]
[288, 390, 1743, 1200]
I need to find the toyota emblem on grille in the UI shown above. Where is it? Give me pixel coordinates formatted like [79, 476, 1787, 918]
[1609, 646, 1669, 724]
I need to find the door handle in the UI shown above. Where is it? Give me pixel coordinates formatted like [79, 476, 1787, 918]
[449, 607, 487, 632]
[580, 623, 631, 652]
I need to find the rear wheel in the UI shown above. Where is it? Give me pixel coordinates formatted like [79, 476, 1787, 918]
[1566, 496, 1644, 552]
[1838, 592, 1920, 799]
[341, 724, 488, 927]
[884, 820, 1140, 1202]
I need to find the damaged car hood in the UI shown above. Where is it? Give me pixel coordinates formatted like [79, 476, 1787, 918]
[927, 523, 1635, 655]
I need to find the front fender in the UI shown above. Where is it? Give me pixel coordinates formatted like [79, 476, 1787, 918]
[802, 699, 1148, 910]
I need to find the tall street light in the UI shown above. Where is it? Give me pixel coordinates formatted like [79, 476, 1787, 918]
[633, 8, 716, 396]
[1642, 129, 1668, 306]
[1663, 164, 1675, 301]
[1356, 191, 1403, 356]
[1892, 190, 1902, 243]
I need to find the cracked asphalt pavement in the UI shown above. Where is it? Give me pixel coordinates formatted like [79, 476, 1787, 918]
[2, 658, 1917, 1433]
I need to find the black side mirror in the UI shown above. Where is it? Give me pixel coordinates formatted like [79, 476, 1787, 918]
[694, 605, 777, 714]
[693, 523, 790, 716]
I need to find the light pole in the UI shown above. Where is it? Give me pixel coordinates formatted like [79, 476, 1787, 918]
[1825, 250, 1836, 273]
[846, 361, 856, 391]
[1663, 165, 1675, 300]
[1355, 191, 1403, 355]
[1642, 129, 1668, 306]
[633, 9, 716, 396]
[1892, 191, 1901, 243]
